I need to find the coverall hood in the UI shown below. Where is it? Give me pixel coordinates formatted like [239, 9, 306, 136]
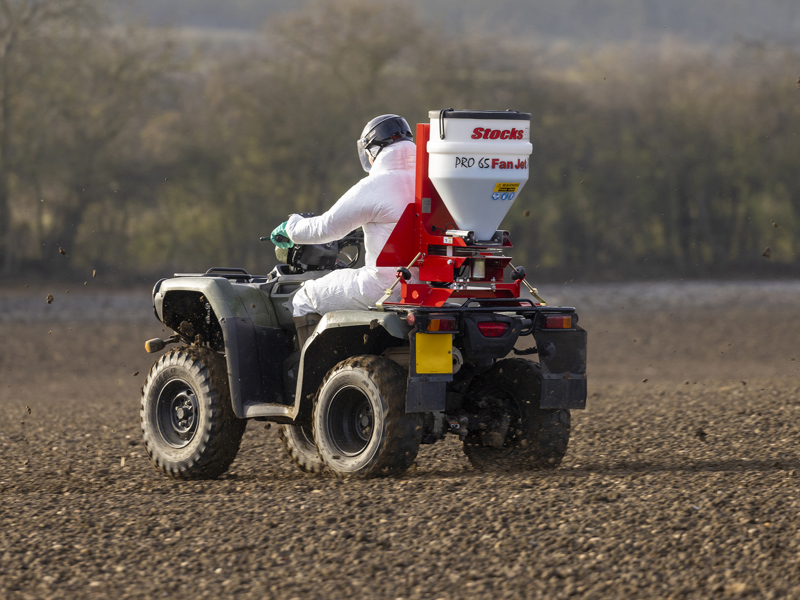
[368, 140, 416, 175]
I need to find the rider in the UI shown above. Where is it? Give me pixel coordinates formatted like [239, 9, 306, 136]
[271, 114, 416, 346]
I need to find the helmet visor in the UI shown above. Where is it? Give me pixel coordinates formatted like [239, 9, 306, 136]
[357, 138, 372, 172]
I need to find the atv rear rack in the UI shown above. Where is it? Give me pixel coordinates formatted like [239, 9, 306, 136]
[381, 297, 575, 315]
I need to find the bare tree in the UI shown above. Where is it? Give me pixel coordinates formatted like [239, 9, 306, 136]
[0, 0, 100, 272]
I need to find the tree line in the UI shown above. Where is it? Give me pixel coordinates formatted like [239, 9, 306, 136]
[1, 0, 798, 281]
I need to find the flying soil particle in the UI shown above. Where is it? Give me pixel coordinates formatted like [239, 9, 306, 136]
[58, 247, 68, 256]
[522, 210, 531, 217]
[363, 334, 369, 344]
[771, 220, 779, 228]
[796, 75, 800, 89]
[251, 304, 256, 309]
[92, 270, 96, 277]
[695, 428, 707, 442]
[642, 379, 648, 383]
[46, 294, 54, 304]
[741, 381, 747, 386]
[132, 371, 139, 377]
[26, 406, 31, 415]
[762, 247, 771, 259]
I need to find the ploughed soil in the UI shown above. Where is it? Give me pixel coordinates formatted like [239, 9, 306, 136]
[2, 282, 800, 599]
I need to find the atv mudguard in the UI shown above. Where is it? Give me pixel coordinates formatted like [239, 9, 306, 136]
[534, 326, 587, 410]
[293, 311, 412, 422]
[152, 278, 411, 423]
[153, 277, 293, 418]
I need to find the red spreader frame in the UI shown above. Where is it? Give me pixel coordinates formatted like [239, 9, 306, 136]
[376, 123, 531, 308]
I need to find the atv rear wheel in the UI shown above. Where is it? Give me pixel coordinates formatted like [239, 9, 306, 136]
[313, 355, 421, 479]
[463, 358, 570, 472]
[279, 424, 325, 474]
[140, 345, 246, 479]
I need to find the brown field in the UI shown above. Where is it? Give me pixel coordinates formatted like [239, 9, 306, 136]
[2, 283, 800, 599]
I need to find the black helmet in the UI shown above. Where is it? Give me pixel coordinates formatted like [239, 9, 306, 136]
[357, 114, 413, 172]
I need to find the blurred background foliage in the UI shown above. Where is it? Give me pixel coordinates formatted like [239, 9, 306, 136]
[0, 0, 798, 281]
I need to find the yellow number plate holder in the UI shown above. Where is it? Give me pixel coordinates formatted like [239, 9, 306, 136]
[415, 333, 453, 374]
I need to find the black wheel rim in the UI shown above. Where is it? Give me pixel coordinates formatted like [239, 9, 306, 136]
[327, 385, 374, 456]
[156, 378, 199, 448]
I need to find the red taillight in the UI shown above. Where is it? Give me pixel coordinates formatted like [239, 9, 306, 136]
[477, 322, 509, 337]
[543, 315, 572, 329]
[427, 317, 457, 332]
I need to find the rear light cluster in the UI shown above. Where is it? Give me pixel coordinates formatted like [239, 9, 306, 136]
[406, 312, 458, 332]
[427, 317, 458, 332]
[477, 322, 509, 338]
[543, 315, 572, 329]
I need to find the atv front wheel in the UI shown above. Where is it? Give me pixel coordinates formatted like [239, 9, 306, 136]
[279, 424, 325, 474]
[140, 345, 246, 479]
[463, 358, 570, 472]
[313, 355, 421, 478]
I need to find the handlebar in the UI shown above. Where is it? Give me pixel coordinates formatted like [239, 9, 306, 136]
[261, 226, 364, 274]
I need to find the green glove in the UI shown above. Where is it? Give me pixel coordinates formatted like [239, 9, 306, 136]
[271, 221, 293, 249]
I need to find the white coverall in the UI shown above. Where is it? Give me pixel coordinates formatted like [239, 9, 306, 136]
[286, 140, 416, 317]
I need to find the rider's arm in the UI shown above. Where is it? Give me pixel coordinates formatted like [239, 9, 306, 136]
[285, 177, 378, 245]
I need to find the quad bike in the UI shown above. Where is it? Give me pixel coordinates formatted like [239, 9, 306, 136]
[139, 110, 587, 480]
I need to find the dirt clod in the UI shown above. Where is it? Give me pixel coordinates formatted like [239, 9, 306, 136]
[762, 246, 772, 259]
[46, 294, 54, 304]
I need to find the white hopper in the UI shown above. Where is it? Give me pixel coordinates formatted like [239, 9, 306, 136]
[427, 109, 532, 241]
